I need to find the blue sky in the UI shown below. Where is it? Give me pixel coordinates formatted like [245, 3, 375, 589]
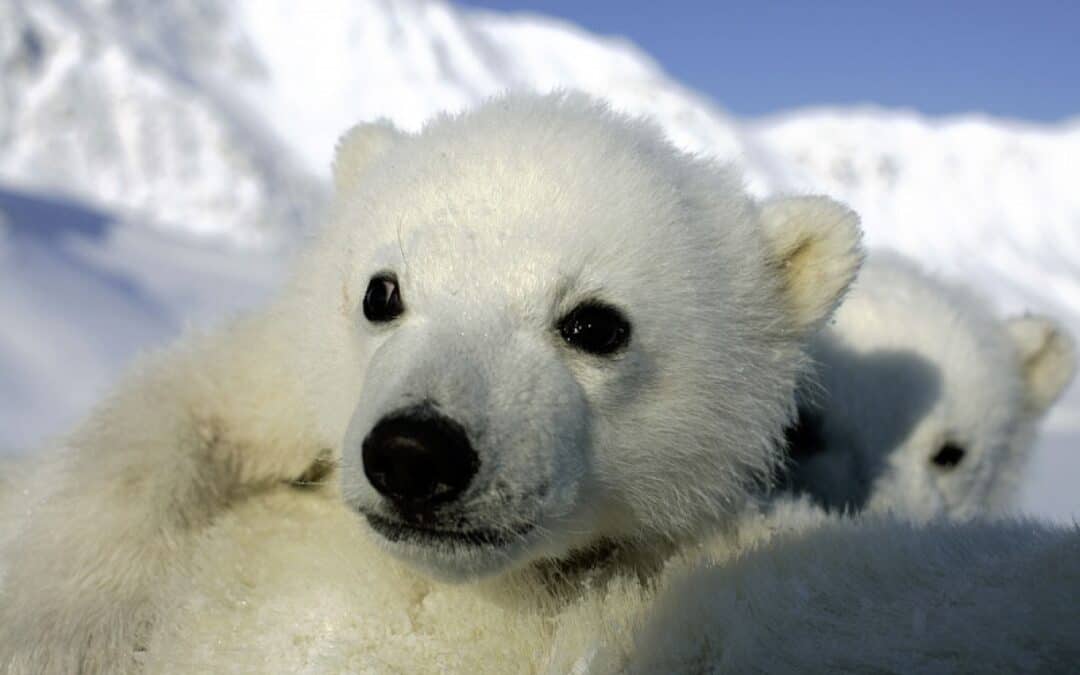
[463, 1, 1080, 122]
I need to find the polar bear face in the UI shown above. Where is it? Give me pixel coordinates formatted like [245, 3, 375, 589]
[292, 94, 862, 581]
[785, 256, 1075, 520]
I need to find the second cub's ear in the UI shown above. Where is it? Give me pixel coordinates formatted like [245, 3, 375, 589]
[759, 196, 864, 335]
[332, 121, 402, 193]
[1005, 315, 1076, 416]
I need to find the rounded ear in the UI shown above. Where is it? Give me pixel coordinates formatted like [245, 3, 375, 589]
[332, 120, 401, 193]
[759, 196, 864, 334]
[1005, 315, 1076, 415]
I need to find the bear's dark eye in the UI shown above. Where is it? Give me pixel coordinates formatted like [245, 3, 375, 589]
[363, 274, 404, 323]
[931, 442, 966, 468]
[558, 301, 631, 356]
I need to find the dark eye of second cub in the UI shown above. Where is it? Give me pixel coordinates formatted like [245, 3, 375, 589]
[558, 302, 631, 355]
[363, 274, 404, 323]
[931, 442, 966, 468]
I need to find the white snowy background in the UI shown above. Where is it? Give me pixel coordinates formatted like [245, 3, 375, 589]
[1, 0, 1077, 520]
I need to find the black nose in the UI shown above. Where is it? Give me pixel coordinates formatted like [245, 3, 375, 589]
[362, 407, 479, 511]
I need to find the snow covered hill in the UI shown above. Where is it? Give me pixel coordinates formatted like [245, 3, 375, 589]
[0, 0, 323, 246]
[0, 0, 1076, 518]
[1, 0, 748, 244]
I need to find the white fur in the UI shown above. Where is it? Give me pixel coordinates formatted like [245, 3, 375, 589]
[0, 317, 329, 673]
[614, 503, 1080, 674]
[0, 93, 861, 673]
[0, 459, 20, 589]
[142, 488, 649, 674]
[758, 196, 862, 334]
[140, 492, 1080, 673]
[1006, 314, 1077, 414]
[136, 493, 830, 674]
[783, 254, 1076, 519]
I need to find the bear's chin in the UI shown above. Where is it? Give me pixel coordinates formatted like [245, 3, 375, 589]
[363, 513, 547, 582]
[374, 534, 542, 583]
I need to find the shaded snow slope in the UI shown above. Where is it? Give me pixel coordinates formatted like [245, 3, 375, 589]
[0, 0, 1075, 519]
[0, 187, 283, 453]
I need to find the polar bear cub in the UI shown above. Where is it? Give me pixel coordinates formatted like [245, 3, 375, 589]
[106, 101, 1078, 674]
[783, 254, 1075, 519]
[0, 93, 863, 673]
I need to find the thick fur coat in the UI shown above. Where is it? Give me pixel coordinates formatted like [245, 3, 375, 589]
[140, 492, 1079, 674]
[620, 500, 1079, 674]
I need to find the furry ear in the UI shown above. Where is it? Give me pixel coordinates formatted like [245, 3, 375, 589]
[1005, 315, 1076, 415]
[759, 196, 864, 334]
[332, 120, 401, 193]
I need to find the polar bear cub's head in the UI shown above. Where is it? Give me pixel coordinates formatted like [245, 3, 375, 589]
[784, 254, 1075, 519]
[293, 94, 862, 581]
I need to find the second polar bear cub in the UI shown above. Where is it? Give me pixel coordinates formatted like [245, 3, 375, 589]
[0, 93, 863, 672]
[783, 254, 1075, 519]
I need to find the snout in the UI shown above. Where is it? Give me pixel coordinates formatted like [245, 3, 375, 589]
[362, 405, 479, 513]
[344, 325, 593, 578]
